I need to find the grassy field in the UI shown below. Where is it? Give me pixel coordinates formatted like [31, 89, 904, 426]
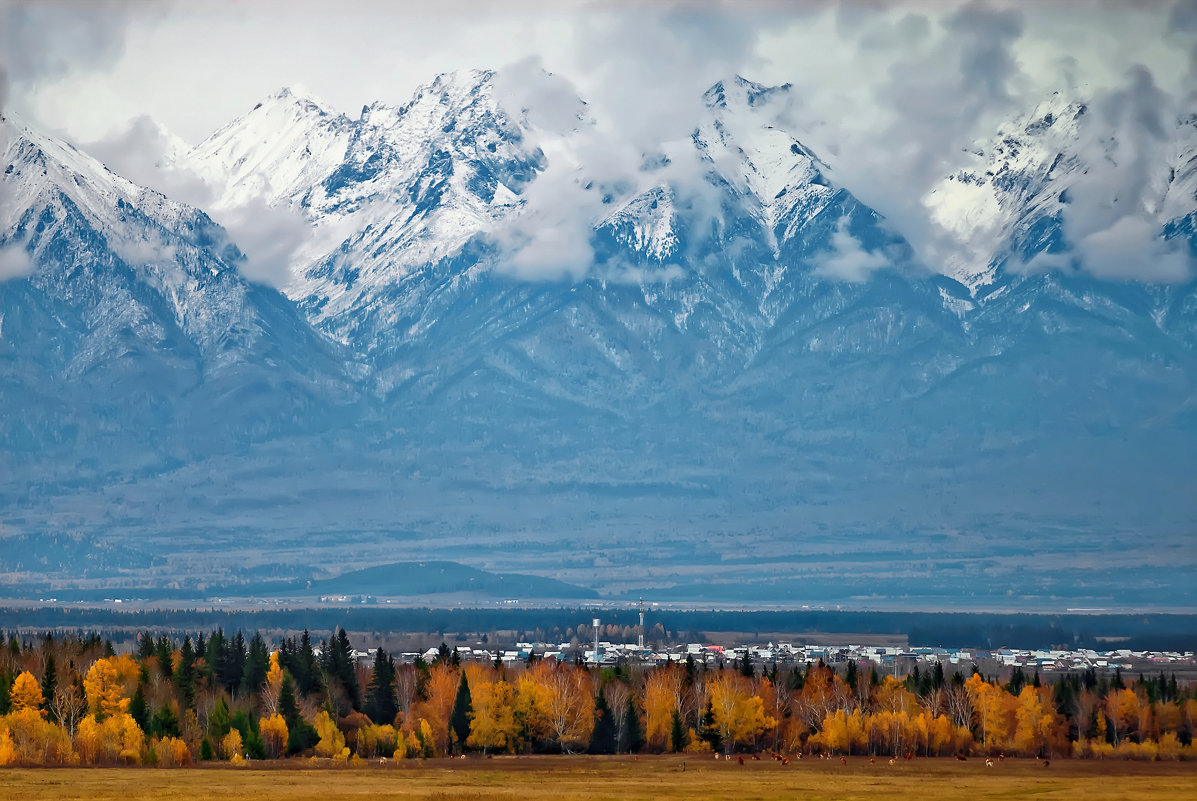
[2, 756, 1195, 801]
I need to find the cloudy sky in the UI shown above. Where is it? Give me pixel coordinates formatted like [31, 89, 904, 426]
[1, 0, 1194, 283]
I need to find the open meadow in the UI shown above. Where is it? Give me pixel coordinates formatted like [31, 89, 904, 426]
[3, 755, 1195, 801]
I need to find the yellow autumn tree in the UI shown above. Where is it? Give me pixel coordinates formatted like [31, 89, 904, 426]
[3, 708, 74, 765]
[220, 728, 244, 761]
[467, 678, 517, 753]
[259, 713, 289, 759]
[74, 712, 144, 765]
[1013, 685, 1063, 757]
[314, 709, 348, 759]
[965, 673, 1015, 752]
[262, 652, 284, 715]
[9, 671, 44, 715]
[154, 736, 192, 766]
[529, 660, 593, 753]
[818, 707, 867, 755]
[412, 663, 458, 756]
[1104, 688, 1140, 746]
[82, 655, 138, 718]
[707, 671, 776, 753]
[0, 728, 16, 766]
[643, 664, 685, 750]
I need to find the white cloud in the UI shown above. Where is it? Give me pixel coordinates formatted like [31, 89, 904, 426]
[813, 218, 890, 283]
[0, 238, 33, 280]
[84, 115, 311, 287]
[5, 0, 1192, 285]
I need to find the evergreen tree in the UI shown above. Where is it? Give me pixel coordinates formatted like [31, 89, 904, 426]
[136, 632, 155, 662]
[739, 651, 754, 678]
[845, 659, 857, 690]
[173, 635, 196, 709]
[324, 628, 361, 711]
[932, 661, 945, 689]
[699, 699, 722, 753]
[200, 737, 214, 761]
[128, 686, 148, 730]
[621, 697, 643, 753]
[208, 696, 231, 742]
[0, 669, 12, 715]
[450, 669, 473, 750]
[241, 632, 270, 697]
[155, 635, 174, 679]
[40, 653, 57, 718]
[684, 654, 696, 686]
[297, 629, 319, 696]
[588, 693, 617, 754]
[151, 704, 180, 739]
[231, 709, 265, 760]
[670, 709, 686, 753]
[364, 648, 398, 725]
[279, 672, 300, 729]
[279, 670, 319, 755]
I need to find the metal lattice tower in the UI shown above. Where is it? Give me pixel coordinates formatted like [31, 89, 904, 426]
[638, 597, 645, 650]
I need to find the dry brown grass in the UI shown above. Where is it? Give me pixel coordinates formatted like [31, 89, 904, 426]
[2, 755, 1195, 801]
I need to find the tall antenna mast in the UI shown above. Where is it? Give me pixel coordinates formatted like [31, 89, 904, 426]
[638, 597, 645, 650]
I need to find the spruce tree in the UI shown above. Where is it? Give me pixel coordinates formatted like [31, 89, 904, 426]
[173, 636, 196, 709]
[128, 686, 148, 730]
[699, 700, 721, 753]
[364, 648, 398, 725]
[208, 696, 231, 741]
[670, 709, 685, 753]
[241, 633, 270, 697]
[156, 635, 174, 679]
[588, 693, 617, 754]
[739, 651, 754, 678]
[298, 629, 319, 696]
[621, 697, 643, 753]
[450, 669, 473, 750]
[41, 653, 57, 718]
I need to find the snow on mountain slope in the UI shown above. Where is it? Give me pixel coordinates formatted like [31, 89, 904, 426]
[0, 114, 351, 457]
[187, 86, 357, 210]
[183, 71, 542, 344]
[926, 92, 1197, 292]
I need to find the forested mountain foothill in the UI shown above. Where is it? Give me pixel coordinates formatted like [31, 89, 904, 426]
[0, 629, 1194, 766]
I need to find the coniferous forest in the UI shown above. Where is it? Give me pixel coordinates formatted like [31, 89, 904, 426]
[0, 630, 1194, 766]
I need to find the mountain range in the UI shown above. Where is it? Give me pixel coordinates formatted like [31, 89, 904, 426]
[1, 71, 1194, 609]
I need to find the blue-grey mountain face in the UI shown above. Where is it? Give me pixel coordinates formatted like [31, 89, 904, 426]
[0, 73, 1193, 609]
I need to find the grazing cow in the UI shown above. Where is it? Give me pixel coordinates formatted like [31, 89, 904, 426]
[1043, 759, 1051, 768]
[782, 758, 790, 766]
[751, 754, 761, 761]
[955, 753, 967, 761]
[714, 753, 721, 760]
[985, 758, 994, 767]
[869, 757, 875, 764]
[903, 752, 913, 760]
[839, 756, 847, 766]
[738, 756, 745, 766]
[889, 757, 897, 766]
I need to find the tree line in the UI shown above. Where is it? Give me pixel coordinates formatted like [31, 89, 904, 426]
[0, 630, 1194, 766]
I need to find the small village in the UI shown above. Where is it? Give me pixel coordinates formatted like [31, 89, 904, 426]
[381, 638, 1196, 680]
